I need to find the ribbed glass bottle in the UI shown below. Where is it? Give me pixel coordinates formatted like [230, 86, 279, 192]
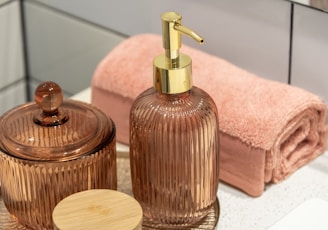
[130, 86, 220, 227]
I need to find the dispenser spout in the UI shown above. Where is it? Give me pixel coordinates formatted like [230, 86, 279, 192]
[174, 24, 204, 44]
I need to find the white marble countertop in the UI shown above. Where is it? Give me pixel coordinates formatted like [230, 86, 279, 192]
[72, 87, 328, 230]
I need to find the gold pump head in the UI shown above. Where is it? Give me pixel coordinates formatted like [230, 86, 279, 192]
[154, 12, 204, 94]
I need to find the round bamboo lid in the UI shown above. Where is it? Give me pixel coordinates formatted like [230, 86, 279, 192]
[52, 189, 143, 230]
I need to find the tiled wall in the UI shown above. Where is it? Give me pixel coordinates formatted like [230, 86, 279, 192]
[0, 0, 25, 115]
[24, 0, 125, 98]
[31, 0, 291, 84]
[1, 0, 328, 115]
[291, 4, 328, 102]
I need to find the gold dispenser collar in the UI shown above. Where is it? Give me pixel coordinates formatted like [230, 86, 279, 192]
[154, 12, 204, 94]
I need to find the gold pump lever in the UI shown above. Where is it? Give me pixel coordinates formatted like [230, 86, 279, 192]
[173, 23, 204, 44]
[161, 12, 203, 59]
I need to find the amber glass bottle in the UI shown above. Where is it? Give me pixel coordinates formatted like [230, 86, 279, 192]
[130, 12, 220, 227]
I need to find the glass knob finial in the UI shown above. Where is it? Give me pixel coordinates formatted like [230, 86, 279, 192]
[34, 81, 68, 126]
[35, 81, 63, 115]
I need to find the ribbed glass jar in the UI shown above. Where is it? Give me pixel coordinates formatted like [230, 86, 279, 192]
[0, 144, 116, 229]
[130, 86, 220, 227]
[0, 82, 117, 230]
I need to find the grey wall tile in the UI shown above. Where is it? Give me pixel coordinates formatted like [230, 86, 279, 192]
[291, 5, 328, 103]
[0, 0, 24, 88]
[24, 1, 125, 96]
[30, 0, 291, 83]
[0, 0, 10, 6]
[0, 80, 26, 115]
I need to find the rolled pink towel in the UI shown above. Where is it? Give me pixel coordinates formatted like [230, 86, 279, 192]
[91, 34, 327, 196]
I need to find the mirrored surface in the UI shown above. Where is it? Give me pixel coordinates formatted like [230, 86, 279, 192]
[289, 0, 328, 12]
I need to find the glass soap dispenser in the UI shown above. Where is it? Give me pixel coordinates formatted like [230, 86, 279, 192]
[0, 81, 117, 230]
[130, 12, 220, 227]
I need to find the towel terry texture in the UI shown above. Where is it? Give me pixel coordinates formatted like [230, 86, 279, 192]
[91, 34, 327, 196]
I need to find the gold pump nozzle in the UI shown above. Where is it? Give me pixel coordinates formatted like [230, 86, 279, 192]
[154, 12, 204, 94]
[174, 24, 204, 44]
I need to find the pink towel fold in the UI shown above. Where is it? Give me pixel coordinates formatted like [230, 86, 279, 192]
[91, 34, 327, 196]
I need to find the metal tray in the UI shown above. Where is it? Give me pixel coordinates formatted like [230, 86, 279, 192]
[0, 153, 219, 229]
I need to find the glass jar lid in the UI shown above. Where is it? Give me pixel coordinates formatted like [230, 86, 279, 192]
[0, 81, 115, 162]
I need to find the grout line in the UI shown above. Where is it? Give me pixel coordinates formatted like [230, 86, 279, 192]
[25, 0, 129, 38]
[288, 3, 294, 85]
[19, 0, 31, 101]
[0, 78, 25, 93]
[0, 0, 15, 8]
[20, 0, 128, 101]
